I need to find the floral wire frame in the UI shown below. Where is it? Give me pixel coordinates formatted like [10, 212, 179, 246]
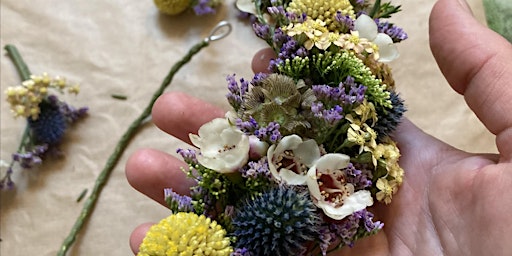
[138, 0, 408, 255]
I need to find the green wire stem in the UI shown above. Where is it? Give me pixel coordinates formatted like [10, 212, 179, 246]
[57, 21, 231, 256]
[4, 44, 32, 81]
[2, 45, 33, 181]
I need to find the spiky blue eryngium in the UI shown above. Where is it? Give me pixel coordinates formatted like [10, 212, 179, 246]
[28, 99, 66, 145]
[374, 91, 406, 140]
[231, 186, 321, 256]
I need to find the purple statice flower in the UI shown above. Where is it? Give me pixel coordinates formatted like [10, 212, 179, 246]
[237, 117, 282, 143]
[267, 5, 286, 16]
[325, 209, 383, 250]
[164, 188, 194, 212]
[251, 72, 269, 84]
[177, 148, 198, 165]
[318, 225, 337, 256]
[12, 144, 49, 169]
[355, 209, 384, 233]
[269, 36, 308, 72]
[255, 122, 282, 143]
[226, 74, 249, 111]
[192, 0, 216, 15]
[272, 27, 288, 47]
[344, 163, 372, 190]
[376, 19, 408, 43]
[0, 168, 15, 190]
[252, 22, 271, 41]
[231, 248, 252, 256]
[240, 157, 271, 179]
[313, 76, 366, 106]
[311, 102, 344, 125]
[285, 12, 307, 23]
[335, 12, 355, 32]
[236, 117, 259, 133]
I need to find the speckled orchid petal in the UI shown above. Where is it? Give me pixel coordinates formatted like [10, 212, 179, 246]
[307, 153, 373, 220]
[190, 117, 250, 173]
[316, 190, 373, 220]
[267, 135, 320, 185]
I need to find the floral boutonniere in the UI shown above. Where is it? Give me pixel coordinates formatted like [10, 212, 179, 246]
[1, 45, 87, 190]
[139, 0, 408, 255]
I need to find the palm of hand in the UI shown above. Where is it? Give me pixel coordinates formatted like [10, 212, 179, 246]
[333, 120, 512, 255]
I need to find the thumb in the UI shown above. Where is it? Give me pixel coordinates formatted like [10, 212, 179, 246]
[429, 0, 512, 160]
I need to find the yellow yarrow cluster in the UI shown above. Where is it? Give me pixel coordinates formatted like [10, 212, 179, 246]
[373, 137, 404, 204]
[286, 0, 354, 30]
[138, 212, 233, 256]
[282, 0, 379, 54]
[345, 104, 403, 205]
[4, 73, 79, 119]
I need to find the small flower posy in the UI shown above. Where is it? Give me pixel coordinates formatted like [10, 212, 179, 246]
[139, 0, 408, 255]
[1, 72, 87, 190]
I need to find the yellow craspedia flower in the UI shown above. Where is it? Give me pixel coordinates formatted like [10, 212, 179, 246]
[287, 0, 354, 30]
[138, 212, 233, 256]
[153, 0, 190, 15]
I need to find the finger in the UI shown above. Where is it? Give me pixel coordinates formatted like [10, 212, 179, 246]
[152, 92, 225, 144]
[129, 223, 153, 254]
[429, 0, 512, 158]
[251, 48, 276, 74]
[125, 148, 195, 205]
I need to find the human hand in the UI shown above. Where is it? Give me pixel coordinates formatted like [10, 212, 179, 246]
[126, 0, 512, 254]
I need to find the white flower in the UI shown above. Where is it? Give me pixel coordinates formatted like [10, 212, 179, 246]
[189, 117, 250, 173]
[236, 0, 256, 14]
[267, 134, 320, 185]
[354, 14, 399, 63]
[306, 153, 373, 220]
[248, 135, 269, 159]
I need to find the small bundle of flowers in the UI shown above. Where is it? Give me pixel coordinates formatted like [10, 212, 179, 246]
[1, 47, 87, 190]
[140, 0, 407, 255]
[153, 0, 223, 16]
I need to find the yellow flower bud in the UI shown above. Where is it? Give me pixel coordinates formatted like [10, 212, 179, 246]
[153, 0, 190, 16]
[68, 84, 80, 94]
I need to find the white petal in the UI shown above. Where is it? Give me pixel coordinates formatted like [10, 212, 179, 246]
[274, 134, 302, 155]
[236, 0, 257, 14]
[318, 190, 373, 220]
[306, 167, 322, 199]
[374, 33, 399, 62]
[189, 134, 202, 148]
[249, 136, 269, 159]
[293, 139, 321, 167]
[267, 144, 281, 181]
[280, 169, 308, 185]
[314, 153, 350, 171]
[354, 14, 378, 40]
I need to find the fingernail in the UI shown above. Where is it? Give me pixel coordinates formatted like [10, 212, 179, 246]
[458, 0, 474, 15]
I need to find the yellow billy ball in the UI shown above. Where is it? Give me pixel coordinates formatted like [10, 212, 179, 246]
[153, 0, 190, 15]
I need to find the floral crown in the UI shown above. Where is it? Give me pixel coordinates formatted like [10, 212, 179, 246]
[139, 0, 408, 255]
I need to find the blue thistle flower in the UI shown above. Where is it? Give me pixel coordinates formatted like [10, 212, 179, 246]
[231, 186, 321, 256]
[374, 91, 406, 139]
[28, 99, 66, 145]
